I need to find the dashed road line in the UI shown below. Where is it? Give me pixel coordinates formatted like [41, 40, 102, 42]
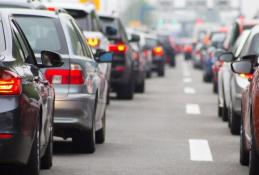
[184, 87, 196, 94]
[183, 77, 192, 83]
[189, 139, 213, 161]
[186, 104, 201, 115]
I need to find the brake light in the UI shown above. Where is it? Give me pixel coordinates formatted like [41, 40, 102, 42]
[114, 66, 125, 72]
[87, 38, 100, 48]
[0, 133, 13, 139]
[108, 44, 127, 53]
[239, 73, 253, 79]
[45, 64, 84, 85]
[152, 47, 164, 57]
[47, 7, 57, 11]
[0, 70, 21, 95]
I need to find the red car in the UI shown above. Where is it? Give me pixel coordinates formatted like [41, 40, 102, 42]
[231, 55, 259, 175]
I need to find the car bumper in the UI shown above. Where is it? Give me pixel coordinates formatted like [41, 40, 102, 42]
[54, 94, 96, 135]
[152, 57, 164, 71]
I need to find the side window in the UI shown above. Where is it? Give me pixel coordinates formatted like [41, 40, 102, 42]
[12, 21, 36, 64]
[70, 19, 93, 58]
[91, 11, 100, 32]
[12, 31, 26, 63]
[65, 19, 86, 57]
[119, 20, 128, 43]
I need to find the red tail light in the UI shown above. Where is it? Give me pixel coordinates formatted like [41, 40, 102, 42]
[45, 64, 84, 85]
[0, 70, 21, 95]
[108, 44, 128, 53]
[47, 7, 57, 11]
[239, 73, 253, 79]
[0, 133, 13, 139]
[114, 66, 125, 72]
[152, 47, 164, 57]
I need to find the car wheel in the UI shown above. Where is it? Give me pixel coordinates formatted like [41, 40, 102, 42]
[213, 81, 218, 94]
[229, 103, 241, 135]
[217, 97, 222, 117]
[146, 71, 151, 78]
[73, 111, 96, 153]
[249, 137, 259, 175]
[222, 100, 228, 122]
[106, 86, 110, 105]
[117, 80, 134, 100]
[22, 121, 40, 175]
[41, 128, 53, 169]
[135, 80, 145, 93]
[240, 125, 249, 166]
[96, 112, 106, 144]
[158, 68, 165, 77]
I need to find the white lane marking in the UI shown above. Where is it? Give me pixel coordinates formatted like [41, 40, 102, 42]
[189, 139, 213, 161]
[184, 87, 196, 94]
[183, 71, 191, 77]
[186, 104, 201, 115]
[183, 78, 192, 83]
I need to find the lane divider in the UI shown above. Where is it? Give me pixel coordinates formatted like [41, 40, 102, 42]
[184, 87, 196, 94]
[183, 78, 192, 83]
[189, 139, 213, 162]
[186, 104, 201, 115]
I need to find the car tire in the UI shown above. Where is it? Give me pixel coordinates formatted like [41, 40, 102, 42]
[203, 73, 211, 83]
[240, 125, 249, 166]
[135, 80, 145, 93]
[218, 98, 222, 117]
[222, 100, 228, 122]
[213, 81, 218, 94]
[249, 137, 259, 175]
[229, 105, 241, 135]
[158, 68, 165, 77]
[117, 80, 134, 100]
[146, 71, 151, 78]
[41, 129, 53, 169]
[106, 86, 110, 105]
[96, 112, 106, 144]
[22, 121, 40, 175]
[170, 59, 175, 67]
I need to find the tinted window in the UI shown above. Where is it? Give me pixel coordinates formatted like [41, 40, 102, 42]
[0, 22, 5, 53]
[12, 31, 25, 63]
[249, 34, 259, 55]
[233, 30, 250, 57]
[66, 9, 90, 31]
[15, 16, 68, 54]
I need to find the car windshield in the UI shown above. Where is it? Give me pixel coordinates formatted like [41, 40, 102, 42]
[65, 9, 90, 31]
[15, 16, 68, 54]
[0, 22, 5, 53]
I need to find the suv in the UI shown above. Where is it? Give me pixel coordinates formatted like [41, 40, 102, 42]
[0, 10, 63, 175]
[14, 9, 112, 153]
[99, 13, 139, 99]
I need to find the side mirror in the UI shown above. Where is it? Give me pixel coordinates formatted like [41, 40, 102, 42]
[39, 51, 63, 68]
[231, 60, 253, 74]
[214, 49, 225, 59]
[105, 26, 117, 36]
[219, 52, 235, 62]
[94, 49, 113, 63]
[129, 34, 140, 43]
[241, 54, 258, 60]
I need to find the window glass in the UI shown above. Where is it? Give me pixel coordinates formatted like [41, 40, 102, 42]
[12, 31, 25, 63]
[15, 16, 68, 54]
[233, 30, 250, 57]
[249, 34, 259, 55]
[0, 22, 6, 53]
[65, 9, 90, 31]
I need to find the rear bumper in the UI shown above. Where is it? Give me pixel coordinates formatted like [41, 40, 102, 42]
[152, 57, 165, 71]
[54, 94, 96, 136]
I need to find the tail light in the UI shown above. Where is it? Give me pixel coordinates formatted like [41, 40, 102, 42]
[47, 7, 57, 11]
[0, 70, 21, 95]
[0, 133, 13, 139]
[87, 38, 100, 48]
[108, 43, 128, 53]
[45, 64, 84, 85]
[239, 73, 253, 79]
[114, 66, 125, 72]
[152, 46, 164, 57]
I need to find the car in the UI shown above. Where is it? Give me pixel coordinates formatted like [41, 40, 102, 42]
[99, 13, 139, 99]
[202, 30, 227, 83]
[217, 19, 259, 121]
[231, 54, 259, 175]
[14, 9, 112, 153]
[42, 2, 112, 104]
[127, 29, 146, 93]
[143, 35, 166, 76]
[192, 42, 207, 69]
[0, 10, 63, 175]
[158, 33, 176, 67]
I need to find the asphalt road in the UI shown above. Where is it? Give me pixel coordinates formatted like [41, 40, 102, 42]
[42, 56, 248, 175]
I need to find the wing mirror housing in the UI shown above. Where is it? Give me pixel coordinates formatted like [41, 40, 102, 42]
[214, 49, 225, 59]
[94, 49, 113, 63]
[129, 34, 140, 43]
[105, 26, 117, 36]
[231, 60, 253, 74]
[39, 51, 63, 68]
[219, 52, 235, 62]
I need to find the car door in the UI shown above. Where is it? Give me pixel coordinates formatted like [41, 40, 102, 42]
[12, 19, 52, 147]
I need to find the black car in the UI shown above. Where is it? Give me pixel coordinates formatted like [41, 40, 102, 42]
[99, 13, 139, 100]
[0, 11, 62, 175]
[158, 34, 176, 67]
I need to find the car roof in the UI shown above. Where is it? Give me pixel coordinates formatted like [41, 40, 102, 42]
[98, 12, 118, 19]
[0, 8, 60, 19]
[40, 2, 95, 13]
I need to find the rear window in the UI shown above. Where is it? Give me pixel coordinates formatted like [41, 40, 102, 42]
[0, 22, 5, 53]
[65, 9, 90, 31]
[99, 16, 119, 31]
[145, 38, 157, 49]
[15, 16, 68, 54]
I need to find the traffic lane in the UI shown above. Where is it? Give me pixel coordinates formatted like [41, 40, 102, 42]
[42, 56, 247, 175]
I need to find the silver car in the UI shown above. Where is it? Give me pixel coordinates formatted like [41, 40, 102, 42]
[15, 9, 112, 153]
